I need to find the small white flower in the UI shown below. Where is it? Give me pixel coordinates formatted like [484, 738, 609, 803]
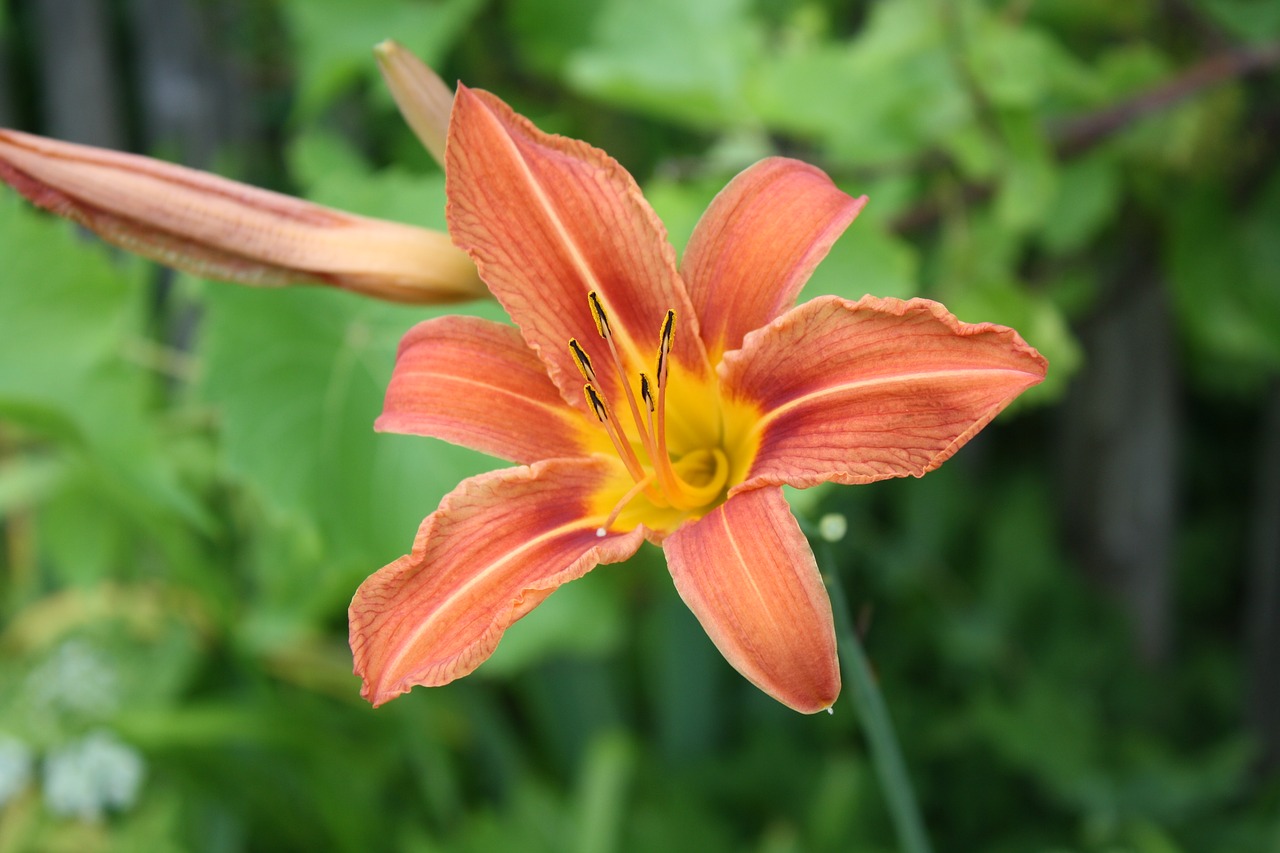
[0, 735, 34, 806]
[43, 731, 145, 821]
[26, 639, 119, 717]
[818, 512, 848, 543]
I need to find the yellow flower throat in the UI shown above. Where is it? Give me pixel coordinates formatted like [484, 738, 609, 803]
[572, 292, 758, 537]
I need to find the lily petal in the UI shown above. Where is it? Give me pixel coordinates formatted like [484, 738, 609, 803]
[723, 296, 1048, 492]
[375, 40, 452, 168]
[682, 158, 867, 361]
[0, 128, 485, 303]
[445, 85, 712, 412]
[664, 486, 839, 714]
[376, 315, 590, 464]
[349, 458, 644, 707]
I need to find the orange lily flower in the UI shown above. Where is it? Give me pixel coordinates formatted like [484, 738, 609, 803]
[349, 83, 1049, 713]
[0, 45, 483, 304]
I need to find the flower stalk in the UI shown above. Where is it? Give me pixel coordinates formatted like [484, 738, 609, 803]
[814, 526, 935, 853]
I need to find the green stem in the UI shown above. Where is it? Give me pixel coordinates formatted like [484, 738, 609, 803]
[814, 534, 934, 853]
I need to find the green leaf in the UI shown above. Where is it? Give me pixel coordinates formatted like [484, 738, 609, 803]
[1039, 153, 1121, 255]
[1196, 0, 1280, 41]
[288, 130, 459, 230]
[748, 1, 969, 165]
[279, 0, 486, 121]
[0, 198, 212, 553]
[481, 572, 626, 677]
[196, 283, 493, 572]
[1166, 172, 1280, 380]
[994, 109, 1059, 234]
[507, 0, 608, 78]
[566, 0, 761, 128]
[801, 214, 919, 303]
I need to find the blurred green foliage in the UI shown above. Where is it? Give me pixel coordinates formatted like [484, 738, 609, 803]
[2, 0, 1278, 851]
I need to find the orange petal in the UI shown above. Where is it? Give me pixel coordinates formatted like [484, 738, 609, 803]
[445, 85, 712, 413]
[682, 158, 867, 362]
[663, 486, 839, 714]
[723, 296, 1048, 492]
[375, 40, 452, 167]
[375, 315, 589, 464]
[349, 458, 643, 706]
[0, 128, 485, 304]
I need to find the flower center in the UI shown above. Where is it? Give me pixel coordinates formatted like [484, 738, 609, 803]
[569, 292, 741, 536]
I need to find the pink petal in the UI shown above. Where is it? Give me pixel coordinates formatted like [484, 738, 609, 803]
[0, 128, 484, 303]
[664, 486, 839, 714]
[376, 315, 588, 464]
[722, 296, 1048, 492]
[682, 158, 867, 362]
[349, 458, 643, 706]
[445, 86, 712, 413]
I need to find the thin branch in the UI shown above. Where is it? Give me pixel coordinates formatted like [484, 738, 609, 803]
[1051, 41, 1280, 157]
[891, 41, 1280, 233]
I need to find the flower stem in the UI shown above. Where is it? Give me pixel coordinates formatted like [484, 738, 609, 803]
[812, 531, 935, 853]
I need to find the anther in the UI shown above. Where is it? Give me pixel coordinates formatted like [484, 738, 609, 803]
[588, 291, 612, 339]
[657, 310, 676, 381]
[639, 373, 654, 413]
[584, 384, 607, 422]
[569, 338, 596, 382]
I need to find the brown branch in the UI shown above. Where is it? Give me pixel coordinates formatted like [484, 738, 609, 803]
[1051, 41, 1280, 157]
[891, 41, 1280, 233]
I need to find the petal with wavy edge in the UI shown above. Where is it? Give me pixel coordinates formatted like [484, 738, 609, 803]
[723, 296, 1048, 492]
[350, 458, 644, 707]
[376, 315, 590, 464]
[682, 158, 867, 362]
[0, 129, 484, 304]
[445, 85, 712, 415]
[664, 486, 839, 714]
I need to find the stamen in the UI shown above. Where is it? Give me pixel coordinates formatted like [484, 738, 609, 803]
[588, 290, 612, 339]
[655, 310, 678, 497]
[657, 310, 675, 382]
[587, 292, 667, 491]
[583, 384, 607, 422]
[639, 373, 654, 412]
[569, 338, 596, 382]
[597, 471, 657, 536]
[583, 383, 647, 484]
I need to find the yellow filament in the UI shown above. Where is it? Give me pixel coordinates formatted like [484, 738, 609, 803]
[577, 298, 729, 521]
[596, 471, 658, 536]
[583, 383, 648, 484]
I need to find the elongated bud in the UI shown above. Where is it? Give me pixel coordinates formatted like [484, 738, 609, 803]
[374, 40, 453, 167]
[0, 129, 487, 304]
